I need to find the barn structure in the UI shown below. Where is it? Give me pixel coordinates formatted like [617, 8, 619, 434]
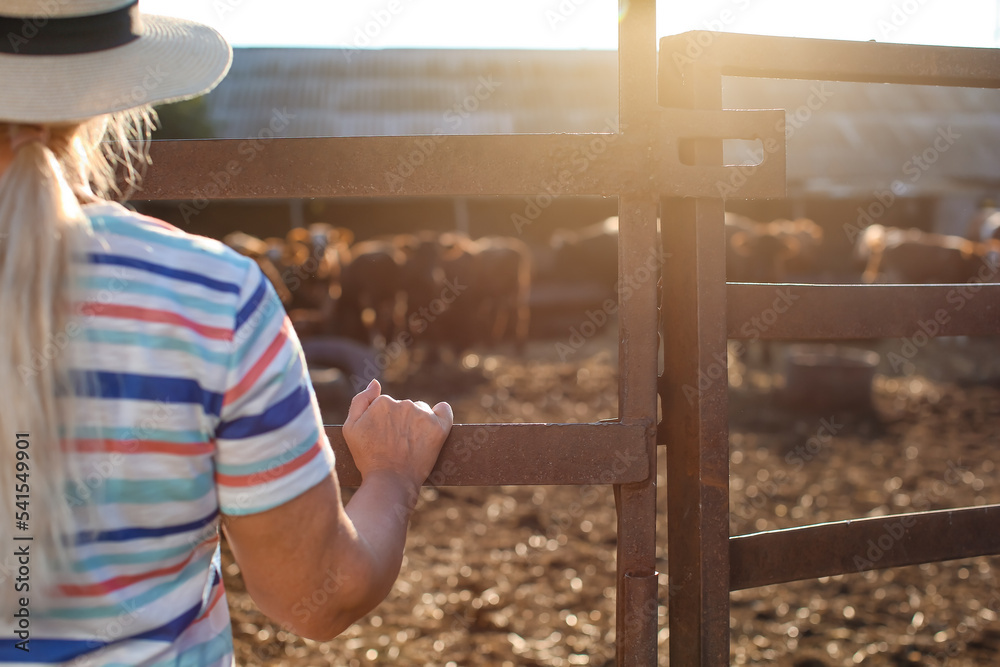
[139, 45, 1000, 280]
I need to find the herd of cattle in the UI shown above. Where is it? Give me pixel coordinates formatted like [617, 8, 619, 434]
[223, 207, 1000, 352]
[224, 226, 533, 352]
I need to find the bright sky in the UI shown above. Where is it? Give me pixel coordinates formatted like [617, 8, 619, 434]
[141, 0, 1000, 50]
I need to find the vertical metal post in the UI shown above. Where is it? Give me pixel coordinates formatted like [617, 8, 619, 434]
[660, 59, 732, 664]
[615, 0, 660, 664]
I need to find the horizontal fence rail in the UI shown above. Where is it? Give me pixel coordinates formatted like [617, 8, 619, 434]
[139, 109, 786, 200]
[727, 283, 1000, 339]
[659, 31, 1000, 97]
[326, 422, 651, 487]
[730, 504, 1000, 591]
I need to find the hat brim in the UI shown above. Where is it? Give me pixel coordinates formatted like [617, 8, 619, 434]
[0, 14, 233, 124]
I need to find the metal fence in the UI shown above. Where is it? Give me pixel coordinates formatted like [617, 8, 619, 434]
[139, 1, 1000, 664]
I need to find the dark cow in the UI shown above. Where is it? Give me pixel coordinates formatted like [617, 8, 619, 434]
[396, 231, 532, 353]
[337, 238, 407, 346]
[857, 224, 1000, 283]
[725, 213, 824, 283]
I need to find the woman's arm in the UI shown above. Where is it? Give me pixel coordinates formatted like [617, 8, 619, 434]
[221, 380, 452, 640]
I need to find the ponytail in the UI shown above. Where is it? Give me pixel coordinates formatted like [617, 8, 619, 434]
[0, 108, 156, 605]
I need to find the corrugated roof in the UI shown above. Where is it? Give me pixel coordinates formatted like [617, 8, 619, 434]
[183, 47, 1000, 197]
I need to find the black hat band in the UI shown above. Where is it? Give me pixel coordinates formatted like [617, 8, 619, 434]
[0, 1, 141, 56]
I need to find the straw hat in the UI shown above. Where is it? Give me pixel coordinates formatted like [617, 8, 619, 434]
[0, 0, 233, 123]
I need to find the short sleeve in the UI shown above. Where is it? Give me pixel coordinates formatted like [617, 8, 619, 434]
[214, 261, 336, 516]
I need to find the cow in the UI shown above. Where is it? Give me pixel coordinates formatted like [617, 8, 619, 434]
[725, 213, 824, 283]
[280, 223, 353, 313]
[222, 231, 293, 305]
[857, 224, 1000, 284]
[337, 238, 407, 347]
[964, 199, 1000, 243]
[396, 231, 532, 354]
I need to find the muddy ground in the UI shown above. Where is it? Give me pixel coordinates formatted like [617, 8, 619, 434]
[224, 327, 1000, 666]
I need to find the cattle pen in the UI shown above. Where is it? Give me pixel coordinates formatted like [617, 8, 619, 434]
[137, 2, 1000, 665]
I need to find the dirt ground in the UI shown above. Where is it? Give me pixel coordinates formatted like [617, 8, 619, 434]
[224, 327, 1000, 666]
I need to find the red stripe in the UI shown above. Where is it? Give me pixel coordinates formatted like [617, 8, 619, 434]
[215, 439, 323, 488]
[72, 439, 214, 456]
[79, 303, 232, 341]
[223, 321, 290, 408]
[59, 536, 219, 597]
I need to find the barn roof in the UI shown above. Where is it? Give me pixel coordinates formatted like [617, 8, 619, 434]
[183, 47, 1000, 198]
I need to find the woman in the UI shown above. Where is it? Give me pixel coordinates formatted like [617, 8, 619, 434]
[0, 2, 453, 665]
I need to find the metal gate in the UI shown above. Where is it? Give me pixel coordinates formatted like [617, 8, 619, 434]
[139, 1, 1000, 664]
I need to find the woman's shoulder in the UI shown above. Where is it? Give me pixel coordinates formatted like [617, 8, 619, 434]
[81, 201, 257, 284]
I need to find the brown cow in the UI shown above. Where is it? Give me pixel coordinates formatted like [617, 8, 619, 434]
[857, 224, 1000, 283]
[725, 213, 824, 283]
[396, 231, 532, 353]
[964, 200, 1000, 243]
[222, 231, 293, 305]
[337, 238, 407, 347]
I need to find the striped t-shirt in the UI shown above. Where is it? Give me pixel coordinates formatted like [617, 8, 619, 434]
[0, 202, 336, 666]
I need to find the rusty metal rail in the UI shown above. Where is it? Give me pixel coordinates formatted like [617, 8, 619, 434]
[325, 422, 650, 487]
[731, 504, 1000, 591]
[141, 113, 785, 200]
[728, 283, 1000, 339]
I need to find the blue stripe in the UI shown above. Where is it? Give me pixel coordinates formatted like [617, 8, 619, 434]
[88, 214, 246, 270]
[87, 253, 241, 295]
[215, 384, 312, 440]
[235, 276, 268, 331]
[0, 637, 91, 663]
[71, 371, 224, 418]
[75, 510, 218, 545]
[0, 599, 207, 662]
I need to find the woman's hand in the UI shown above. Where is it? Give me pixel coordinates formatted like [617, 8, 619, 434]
[342, 379, 453, 489]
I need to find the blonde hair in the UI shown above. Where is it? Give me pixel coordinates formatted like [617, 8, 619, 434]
[0, 107, 157, 603]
